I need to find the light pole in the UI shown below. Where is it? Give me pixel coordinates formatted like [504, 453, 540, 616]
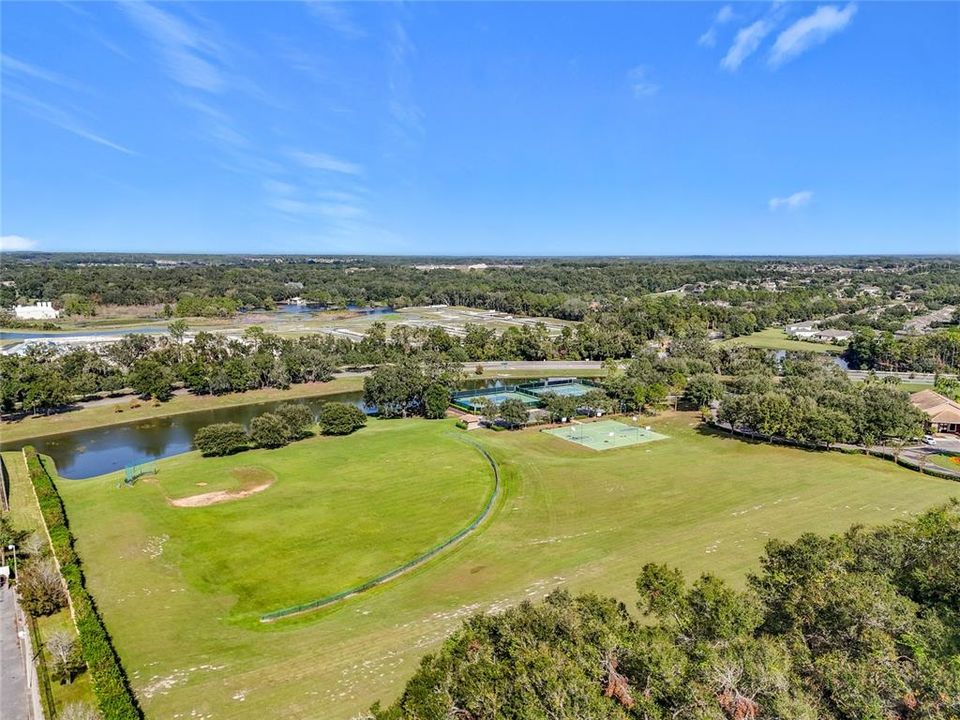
[7, 544, 16, 580]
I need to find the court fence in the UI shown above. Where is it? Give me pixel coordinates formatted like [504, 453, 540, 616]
[451, 378, 600, 411]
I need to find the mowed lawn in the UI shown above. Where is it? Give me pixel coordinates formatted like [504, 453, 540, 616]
[50, 414, 958, 719]
[55, 419, 493, 623]
[720, 327, 842, 354]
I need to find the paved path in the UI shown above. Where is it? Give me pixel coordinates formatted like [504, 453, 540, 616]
[0, 585, 33, 720]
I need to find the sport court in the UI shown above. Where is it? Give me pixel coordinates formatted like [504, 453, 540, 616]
[454, 390, 539, 413]
[544, 419, 669, 451]
[521, 380, 598, 397]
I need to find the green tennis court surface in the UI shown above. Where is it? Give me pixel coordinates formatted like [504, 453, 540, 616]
[544, 419, 670, 450]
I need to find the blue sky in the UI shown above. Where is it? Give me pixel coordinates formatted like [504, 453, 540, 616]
[2, 1, 958, 255]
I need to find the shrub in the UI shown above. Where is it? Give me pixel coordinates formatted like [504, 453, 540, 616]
[59, 703, 101, 720]
[46, 630, 85, 684]
[317, 403, 367, 436]
[249, 413, 289, 448]
[194, 423, 248, 457]
[274, 403, 314, 439]
[17, 559, 67, 617]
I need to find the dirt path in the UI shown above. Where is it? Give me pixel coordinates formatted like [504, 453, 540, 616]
[169, 481, 273, 508]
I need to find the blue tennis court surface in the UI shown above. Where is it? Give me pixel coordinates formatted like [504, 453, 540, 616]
[522, 381, 597, 397]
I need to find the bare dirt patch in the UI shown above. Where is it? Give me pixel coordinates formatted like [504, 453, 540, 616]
[169, 466, 276, 508]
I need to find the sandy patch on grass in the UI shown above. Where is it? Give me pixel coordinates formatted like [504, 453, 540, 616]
[169, 466, 275, 507]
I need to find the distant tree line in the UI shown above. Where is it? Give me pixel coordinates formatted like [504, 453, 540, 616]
[370, 502, 960, 720]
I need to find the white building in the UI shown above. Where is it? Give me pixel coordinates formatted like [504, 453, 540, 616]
[14, 301, 60, 320]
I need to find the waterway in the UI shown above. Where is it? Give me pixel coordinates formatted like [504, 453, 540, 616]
[0, 377, 530, 480]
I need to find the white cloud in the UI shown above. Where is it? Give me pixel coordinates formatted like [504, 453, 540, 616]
[121, 2, 224, 92]
[2, 87, 136, 155]
[287, 150, 363, 175]
[0, 235, 39, 251]
[722, 18, 777, 71]
[305, 1, 364, 39]
[1, 54, 85, 91]
[769, 4, 857, 67]
[698, 28, 718, 48]
[769, 190, 814, 210]
[628, 66, 659, 97]
[698, 5, 734, 47]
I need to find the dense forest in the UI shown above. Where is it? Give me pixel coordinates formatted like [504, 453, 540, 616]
[369, 503, 960, 720]
[3, 254, 958, 324]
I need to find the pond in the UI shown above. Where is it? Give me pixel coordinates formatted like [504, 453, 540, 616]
[0, 377, 557, 480]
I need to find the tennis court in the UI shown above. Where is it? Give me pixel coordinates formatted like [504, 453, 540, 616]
[454, 390, 540, 412]
[520, 380, 597, 397]
[544, 420, 670, 451]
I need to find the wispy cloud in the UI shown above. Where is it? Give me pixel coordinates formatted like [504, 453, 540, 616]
[1, 53, 87, 92]
[628, 66, 659, 97]
[3, 87, 136, 155]
[769, 190, 814, 210]
[287, 150, 363, 175]
[698, 5, 734, 48]
[769, 4, 857, 67]
[0, 235, 39, 252]
[386, 19, 424, 140]
[120, 1, 224, 92]
[722, 17, 777, 71]
[305, 1, 364, 39]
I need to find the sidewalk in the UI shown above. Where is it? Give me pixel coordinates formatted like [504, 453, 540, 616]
[0, 584, 36, 719]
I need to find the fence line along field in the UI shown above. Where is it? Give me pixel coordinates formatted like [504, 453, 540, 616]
[40, 413, 957, 719]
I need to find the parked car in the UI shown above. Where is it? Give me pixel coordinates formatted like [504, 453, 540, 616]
[922, 435, 937, 445]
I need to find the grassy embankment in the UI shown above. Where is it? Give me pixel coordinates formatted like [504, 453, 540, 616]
[50, 413, 958, 719]
[2, 451, 96, 713]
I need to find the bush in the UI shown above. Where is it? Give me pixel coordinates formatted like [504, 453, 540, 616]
[46, 630, 85, 684]
[274, 403, 314, 439]
[249, 413, 289, 448]
[317, 403, 367, 436]
[59, 703, 101, 720]
[194, 423, 248, 457]
[17, 559, 67, 617]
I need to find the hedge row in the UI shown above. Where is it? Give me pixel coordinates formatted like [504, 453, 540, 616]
[23, 447, 142, 720]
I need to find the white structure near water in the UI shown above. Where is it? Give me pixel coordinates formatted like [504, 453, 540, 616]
[14, 301, 60, 320]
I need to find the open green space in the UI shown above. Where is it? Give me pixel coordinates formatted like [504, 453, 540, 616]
[43, 414, 958, 719]
[720, 327, 843, 354]
[51, 420, 492, 624]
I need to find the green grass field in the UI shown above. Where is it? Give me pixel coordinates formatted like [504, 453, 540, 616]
[929, 453, 960, 472]
[41, 414, 958, 719]
[720, 327, 843, 354]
